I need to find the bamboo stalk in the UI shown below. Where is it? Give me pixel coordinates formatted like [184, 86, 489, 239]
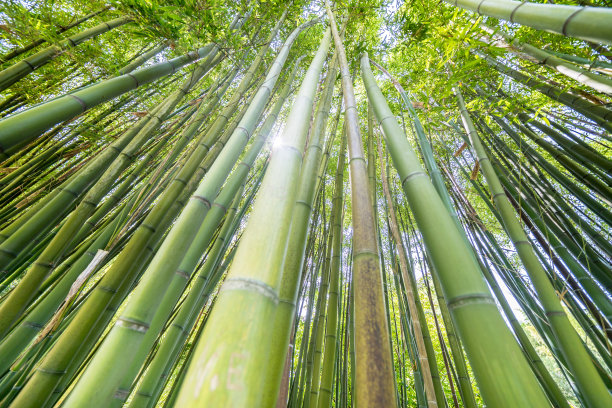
[445, 0, 612, 45]
[326, 3, 398, 406]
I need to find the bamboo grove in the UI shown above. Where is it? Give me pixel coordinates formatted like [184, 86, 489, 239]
[0, 0, 610, 406]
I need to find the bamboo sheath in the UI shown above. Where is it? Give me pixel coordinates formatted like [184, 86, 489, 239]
[445, 0, 612, 45]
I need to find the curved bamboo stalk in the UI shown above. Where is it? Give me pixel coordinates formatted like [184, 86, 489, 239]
[444, 0, 612, 45]
[0, 43, 215, 159]
[0, 16, 131, 92]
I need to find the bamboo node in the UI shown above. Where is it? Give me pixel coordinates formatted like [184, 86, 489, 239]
[447, 293, 495, 311]
[221, 277, 278, 303]
[116, 317, 150, 333]
[113, 389, 130, 400]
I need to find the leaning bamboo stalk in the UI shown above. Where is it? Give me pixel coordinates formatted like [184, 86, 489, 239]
[478, 52, 612, 133]
[326, 3, 397, 406]
[262, 47, 339, 407]
[478, 24, 612, 96]
[362, 53, 550, 407]
[443, 0, 612, 45]
[118, 43, 168, 75]
[0, 52, 219, 337]
[3, 66, 253, 408]
[489, 114, 612, 227]
[126, 196, 244, 408]
[0, 43, 215, 159]
[3, 18, 265, 408]
[315, 135, 345, 408]
[370, 59, 478, 408]
[0, 7, 111, 64]
[515, 119, 612, 203]
[454, 85, 612, 407]
[0, 16, 131, 92]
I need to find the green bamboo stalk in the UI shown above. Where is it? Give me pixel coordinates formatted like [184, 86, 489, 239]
[262, 48, 339, 407]
[313, 135, 345, 408]
[126, 190, 247, 408]
[445, 168, 575, 408]
[517, 113, 612, 174]
[490, 115, 612, 227]
[173, 25, 327, 407]
[482, 124, 612, 281]
[0, 196, 136, 375]
[479, 52, 612, 133]
[0, 52, 220, 336]
[377, 137, 439, 408]
[305, 208, 336, 408]
[547, 50, 612, 70]
[454, 86, 612, 408]
[118, 43, 168, 75]
[0, 43, 215, 159]
[0, 16, 131, 92]
[444, 0, 612, 45]
[513, 118, 612, 204]
[479, 24, 612, 95]
[326, 5, 397, 407]
[3, 72, 257, 408]
[362, 53, 550, 407]
[0, 7, 111, 64]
